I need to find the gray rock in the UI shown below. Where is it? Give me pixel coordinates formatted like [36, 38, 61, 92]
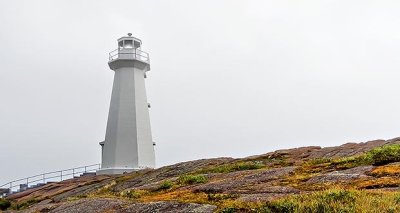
[15, 198, 217, 213]
[306, 166, 374, 184]
[121, 201, 216, 213]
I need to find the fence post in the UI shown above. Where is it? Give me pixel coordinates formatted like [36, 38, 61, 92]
[84, 166, 87, 173]
[43, 174, 45, 184]
[73, 168, 75, 177]
[61, 171, 63, 181]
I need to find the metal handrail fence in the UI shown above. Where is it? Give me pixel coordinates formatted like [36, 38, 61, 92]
[0, 163, 100, 197]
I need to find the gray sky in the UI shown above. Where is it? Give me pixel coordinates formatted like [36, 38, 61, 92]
[1, 0, 400, 184]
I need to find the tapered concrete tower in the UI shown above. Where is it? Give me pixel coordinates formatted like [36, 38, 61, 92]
[97, 34, 155, 175]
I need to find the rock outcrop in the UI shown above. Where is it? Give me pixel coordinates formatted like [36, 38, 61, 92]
[3, 137, 400, 212]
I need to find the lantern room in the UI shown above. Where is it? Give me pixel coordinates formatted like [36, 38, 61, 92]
[118, 33, 142, 50]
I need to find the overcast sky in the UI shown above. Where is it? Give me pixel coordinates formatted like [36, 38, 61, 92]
[1, 0, 400, 184]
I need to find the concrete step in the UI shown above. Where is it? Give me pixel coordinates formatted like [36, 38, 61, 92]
[80, 172, 96, 177]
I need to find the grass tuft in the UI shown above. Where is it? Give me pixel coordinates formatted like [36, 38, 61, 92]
[178, 174, 208, 185]
[197, 161, 265, 174]
[156, 180, 174, 191]
[11, 199, 38, 210]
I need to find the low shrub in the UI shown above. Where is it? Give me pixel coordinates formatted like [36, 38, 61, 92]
[320, 190, 356, 203]
[220, 207, 236, 213]
[178, 175, 208, 185]
[157, 181, 174, 191]
[0, 198, 11, 210]
[264, 200, 297, 213]
[368, 144, 400, 166]
[302, 145, 400, 174]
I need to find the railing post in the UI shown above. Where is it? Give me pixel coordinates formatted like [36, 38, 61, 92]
[73, 168, 75, 177]
[84, 166, 87, 173]
[61, 171, 63, 181]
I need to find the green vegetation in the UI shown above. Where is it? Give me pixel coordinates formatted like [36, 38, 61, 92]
[156, 180, 174, 191]
[303, 155, 370, 173]
[197, 161, 264, 174]
[218, 189, 400, 213]
[178, 174, 208, 185]
[261, 189, 400, 213]
[0, 198, 11, 210]
[368, 144, 400, 165]
[120, 189, 144, 198]
[331, 155, 372, 169]
[11, 199, 38, 210]
[395, 194, 400, 204]
[220, 207, 236, 213]
[302, 144, 400, 175]
[8, 143, 400, 212]
[207, 193, 238, 202]
[264, 200, 297, 213]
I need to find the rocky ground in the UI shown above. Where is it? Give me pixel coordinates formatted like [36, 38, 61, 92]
[2, 137, 400, 212]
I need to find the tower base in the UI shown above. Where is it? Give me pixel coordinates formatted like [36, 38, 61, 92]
[96, 167, 140, 175]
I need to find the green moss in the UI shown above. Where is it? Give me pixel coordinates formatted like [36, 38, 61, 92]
[178, 174, 208, 185]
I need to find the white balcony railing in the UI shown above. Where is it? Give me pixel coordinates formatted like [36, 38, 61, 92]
[109, 48, 150, 63]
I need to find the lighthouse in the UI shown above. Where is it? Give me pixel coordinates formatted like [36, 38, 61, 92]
[97, 34, 155, 175]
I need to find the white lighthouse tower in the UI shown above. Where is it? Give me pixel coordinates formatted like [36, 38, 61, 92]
[97, 34, 155, 175]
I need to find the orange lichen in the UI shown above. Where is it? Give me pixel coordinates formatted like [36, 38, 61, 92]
[355, 177, 400, 189]
[137, 190, 209, 204]
[369, 164, 400, 177]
